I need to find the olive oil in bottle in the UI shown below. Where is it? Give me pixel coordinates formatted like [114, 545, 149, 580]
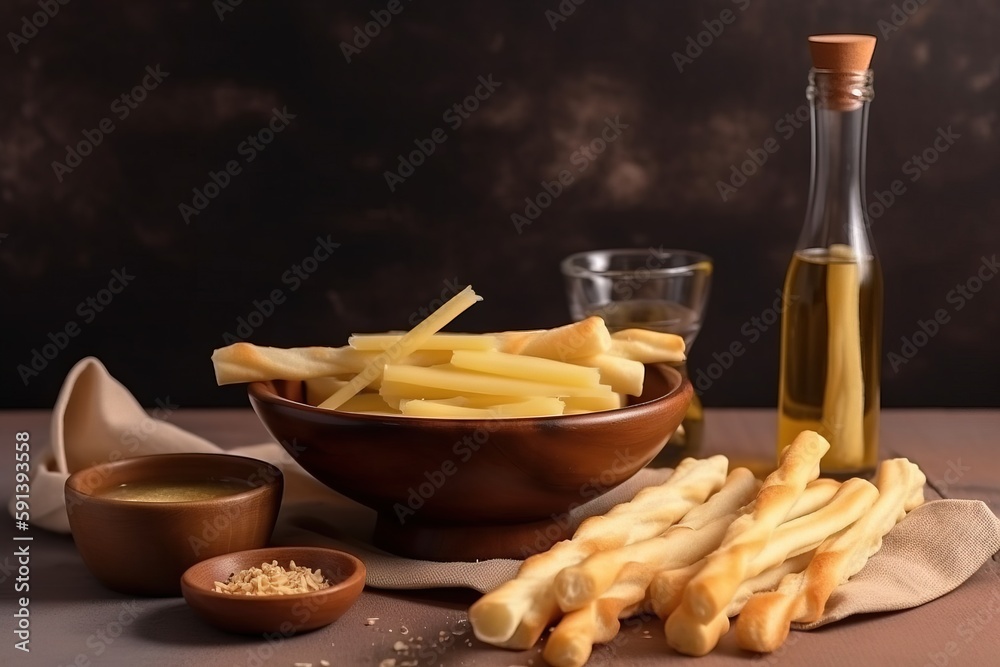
[777, 35, 883, 475]
[778, 247, 883, 472]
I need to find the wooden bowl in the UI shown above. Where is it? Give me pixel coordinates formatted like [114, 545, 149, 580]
[248, 364, 691, 560]
[65, 453, 283, 596]
[181, 546, 365, 635]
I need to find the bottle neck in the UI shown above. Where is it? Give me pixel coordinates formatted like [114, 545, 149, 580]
[799, 69, 875, 255]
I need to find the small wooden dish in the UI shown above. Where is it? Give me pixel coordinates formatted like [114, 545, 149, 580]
[65, 453, 283, 596]
[180, 546, 366, 635]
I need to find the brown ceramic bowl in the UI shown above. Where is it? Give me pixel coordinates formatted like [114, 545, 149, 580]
[65, 453, 283, 596]
[181, 546, 365, 634]
[248, 363, 691, 560]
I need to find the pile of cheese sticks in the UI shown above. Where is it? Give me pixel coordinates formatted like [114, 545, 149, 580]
[210, 288, 686, 418]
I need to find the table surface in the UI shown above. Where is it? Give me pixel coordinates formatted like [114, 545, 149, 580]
[2, 408, 998, 667]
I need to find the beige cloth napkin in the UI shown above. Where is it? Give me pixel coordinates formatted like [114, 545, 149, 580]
[14, 357, 1000, 631]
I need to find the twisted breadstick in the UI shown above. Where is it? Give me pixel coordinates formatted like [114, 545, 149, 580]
[469, 455, 728, 649]
[647, 477, 841, 620]
[609, 328, 686, 363]
[666, 477, 878, 656]
[736, 458, 926, 652]
[543, 561, 649, 667]
[211, 343, 367, 385]
[554, 467, 760, 612]
[543, 474, 846, 666]
[501, 317, 612, 360]
[541, 470, 760, 666]
[657, 550, 816, 658]
[679, 431, 830, 624]
[211, 343, 453, 386]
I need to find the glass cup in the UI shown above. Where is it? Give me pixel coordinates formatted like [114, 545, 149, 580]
[560, 248, 713, 465]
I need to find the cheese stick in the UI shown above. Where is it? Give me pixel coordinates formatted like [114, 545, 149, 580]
[736, 459, 926, 653]
[331, 393, 398, 414]
[399, 397, 565, 418]
[379, 382, 543, 410]
[381, 365, 615, 399]
[679, 430, 830, 624]
[560, 393, 624, 412]
[304, 377, 347, 405]
[348, 333, 497, 351]
[379, 380, 618, 411]
[469, 456, 728, 649]
[318, 286, 482, 409]
[570, 354, 645, 396]
[450, 350, 601, 388]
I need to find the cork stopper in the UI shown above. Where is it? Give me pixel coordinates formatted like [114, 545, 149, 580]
[808, 34, 876, 72]
[807, 35, 876, 111]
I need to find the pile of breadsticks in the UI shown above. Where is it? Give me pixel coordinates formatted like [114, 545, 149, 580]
[210, 293, 686, 417]
[469, 430, 926, 665]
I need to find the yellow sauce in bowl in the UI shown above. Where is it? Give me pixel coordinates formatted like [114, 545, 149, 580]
[98, 479, 254, 502]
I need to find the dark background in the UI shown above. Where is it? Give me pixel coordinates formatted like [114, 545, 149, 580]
[2, 0, 998, 409]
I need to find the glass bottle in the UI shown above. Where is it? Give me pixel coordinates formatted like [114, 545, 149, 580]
[777, 35, 883, 476]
